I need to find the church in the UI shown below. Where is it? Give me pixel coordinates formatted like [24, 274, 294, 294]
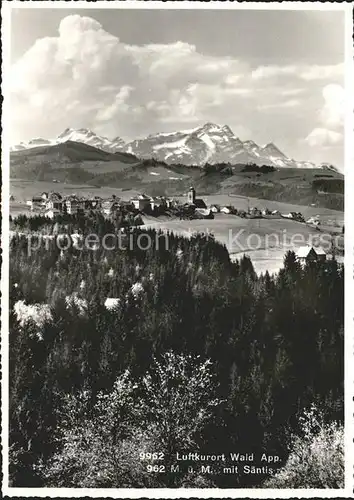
[187, 187, 207, 209]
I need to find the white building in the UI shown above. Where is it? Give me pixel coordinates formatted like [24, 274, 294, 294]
[195, 208, 214, 219]
[26, 197, 43, 210]
[65, 199, 79, 215]
[306, 216, 320, 226]
[131, 194, 151, 211]
[45, 208, 61, 219]
[102, 200, 121, 216]
[296, 246, 326, 265]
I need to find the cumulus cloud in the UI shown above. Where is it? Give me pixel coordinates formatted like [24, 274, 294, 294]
[96, 85, 134, 122]
[10, 14, 345, 167]
[251, 63, 343, 81]
[305, 83, 344, 158]
[258, 99, 301, 111]
[280, 88, 306, 97]
[251, 65, 297, 80]
[10, 16, 247, 140]
[320, 83, 345, 127]
[300, 64, 344, 81]
[305, 128, 343, 147]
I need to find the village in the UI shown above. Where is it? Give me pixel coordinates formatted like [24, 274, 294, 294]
[18, 186, 340, 270]
[24, 187, 323, 227]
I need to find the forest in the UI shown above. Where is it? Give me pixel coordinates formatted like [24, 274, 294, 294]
[8, 214, 344, 488]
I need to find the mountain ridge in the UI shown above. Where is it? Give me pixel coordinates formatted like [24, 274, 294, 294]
[10, 139, 344, 212]
[11, 123, 339, 172]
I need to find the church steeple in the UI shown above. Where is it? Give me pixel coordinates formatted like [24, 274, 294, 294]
[188, 187, 196, 204]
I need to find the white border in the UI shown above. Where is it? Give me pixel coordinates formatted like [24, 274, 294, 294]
[1, 1, 350, 11]
[343, 1, 354, 496]
[1, 1, 11, 497]
[1, 2, 353, 498]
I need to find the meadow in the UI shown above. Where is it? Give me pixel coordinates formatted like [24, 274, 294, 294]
[10, 180, 343, 275]
[178, 193, 344, 226]
[143, 209, 343, 275]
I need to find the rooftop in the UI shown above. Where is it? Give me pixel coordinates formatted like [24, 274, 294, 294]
[296, 246, 326, 258]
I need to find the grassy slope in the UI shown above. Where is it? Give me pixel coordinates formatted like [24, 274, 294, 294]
[10, 142, 344, 211]
[9, 180, 141, 204]
[10, 141, 139, 182]
[143, 214, 336, 251]
[143, 213, 344, 275]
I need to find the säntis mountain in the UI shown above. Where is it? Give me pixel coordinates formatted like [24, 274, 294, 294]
[123, 123, 312, 168]
[11, 123, 336, 171]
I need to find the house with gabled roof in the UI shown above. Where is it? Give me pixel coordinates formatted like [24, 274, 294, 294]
[64, 195, 83, 215]
[45, 192, 63, 211]
[45, 208, 61, 219]
[102, 198, 121, 216]
[26, 196, 43, 210]
[130, 193, 151, 211]
[296, 246, 326, 265]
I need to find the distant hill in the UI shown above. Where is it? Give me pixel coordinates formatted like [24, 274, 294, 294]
[10, 140, 138, 164]
[10, 140, 344, 211]
[10, 141, 139, 182]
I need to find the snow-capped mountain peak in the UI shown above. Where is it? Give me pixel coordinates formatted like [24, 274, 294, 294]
[261, 142, 286, 158]
[57, 128, 75, 139]
[11, 128, 126, 154]
[10, 123, 334, 170]
[27, 138, 52, 146]
[199, 122, 223, 133]
[122, 123, 268, 165]
[122, 124, 322, 168]
[221, 124, 234, 135]
[56, 128, 121, 152]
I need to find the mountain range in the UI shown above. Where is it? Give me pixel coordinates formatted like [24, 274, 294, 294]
[11, 123, 337, 171]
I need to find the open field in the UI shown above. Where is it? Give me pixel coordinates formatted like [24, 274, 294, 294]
[177, 193, 344, 227]
[11, 179, 344, 224]
[10, 180, 344, 275]
[143, 213, 343, 275]
[9, 180, 141, 219]
[9, 179, 139, 214]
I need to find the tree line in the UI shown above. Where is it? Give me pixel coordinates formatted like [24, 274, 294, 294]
[9, 219, 344, 487]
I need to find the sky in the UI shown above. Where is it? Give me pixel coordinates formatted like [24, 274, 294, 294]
[9, 7, 346, 168]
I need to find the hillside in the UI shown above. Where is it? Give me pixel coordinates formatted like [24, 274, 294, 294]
[10, 141, 344, 211]
[10, 140, 138, 165]
[10, 140, 139, 183]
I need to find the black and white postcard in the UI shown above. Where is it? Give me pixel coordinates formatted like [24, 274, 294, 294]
[1, 1, 353, 497]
